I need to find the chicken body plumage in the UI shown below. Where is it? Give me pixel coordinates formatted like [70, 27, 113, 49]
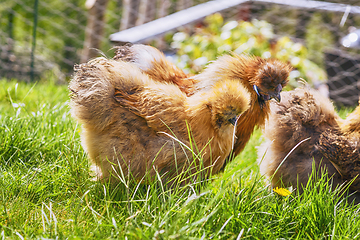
[317, 130, 360, 192]
[69, 58, 250, 184]
[258, 87, 360, 201]
[114, 44, 195, 95]
[115, 44, 292, 168]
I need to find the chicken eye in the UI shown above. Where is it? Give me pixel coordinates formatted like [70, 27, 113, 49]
[216, 117, 224, 128]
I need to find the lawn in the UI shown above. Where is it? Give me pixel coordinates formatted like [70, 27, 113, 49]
[1, 78, 360, 239]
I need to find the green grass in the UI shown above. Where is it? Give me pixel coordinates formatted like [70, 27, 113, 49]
[1, 78, 360, 239]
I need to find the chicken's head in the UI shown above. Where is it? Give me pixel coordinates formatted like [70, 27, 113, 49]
[251, 60, 292, 108]
[207, 80, 251, 135]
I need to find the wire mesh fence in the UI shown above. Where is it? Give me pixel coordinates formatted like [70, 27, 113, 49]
[0, 0, 206, 83]
[1, 0, 360, 106]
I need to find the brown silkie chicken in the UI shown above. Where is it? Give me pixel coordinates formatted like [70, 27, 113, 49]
[115, 44, 293, 168]
[258, 86, 360, 201]
[69, 57, 251, 184]
[317, 130, 360, 192]
[317, 100, 360, 193]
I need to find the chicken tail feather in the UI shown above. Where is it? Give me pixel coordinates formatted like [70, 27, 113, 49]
[69, 57, 148, 131]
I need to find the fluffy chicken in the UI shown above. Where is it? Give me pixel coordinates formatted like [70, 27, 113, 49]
[69, 57, 250, 184]
[258, 86, 360, 200]
[317, 130, 360, 193]
[115, 44, 293, 168]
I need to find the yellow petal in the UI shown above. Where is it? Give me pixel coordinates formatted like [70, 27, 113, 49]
[273, 187, 291, 197]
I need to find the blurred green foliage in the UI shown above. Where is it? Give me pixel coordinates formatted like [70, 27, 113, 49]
[305, 12, 335, 69]
[171, 13, 327, 88]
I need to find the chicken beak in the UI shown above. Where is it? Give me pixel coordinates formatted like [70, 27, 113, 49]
[253, 84, 281, 108]
[228, 116, 237, 126]
[270, 84, 283, 102]
[228, 113, 243, 126]
[270, 92, 281, 102]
